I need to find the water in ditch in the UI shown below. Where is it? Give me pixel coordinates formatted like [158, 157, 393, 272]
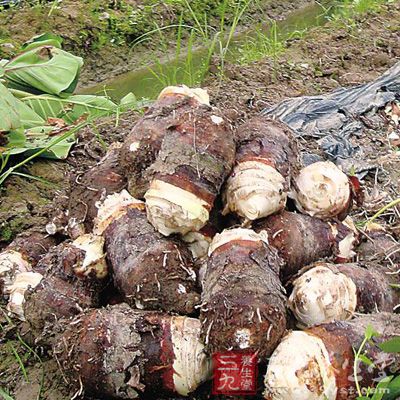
[81, 1, 338, 101]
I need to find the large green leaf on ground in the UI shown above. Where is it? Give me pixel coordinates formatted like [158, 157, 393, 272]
[5, 126, 75, 159]
[14, 97, 46, 128]
[3, 46, 83, 95]
[0, 82, 21, 132]
[19, 94, 119, 123]
[21, 33, 63, 51]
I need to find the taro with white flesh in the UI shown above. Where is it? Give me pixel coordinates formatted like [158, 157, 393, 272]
[200, 228, 286, 357]
[0, 250, 31, 297]
[223, 116, 299, 221]
[289, 262, 400, 327]
[120, 85, 235, 236]
[253, 211, 358, 280]
[264, 313, 400, 400]
[34, 233, 108, 281]
[0, 230, 57, 295]
[6, 272, 43, 320]
[0, 230, 57, 319]
[56, 304, 211, 398]
[183, 224, 216, 288]
[67, 143, 127, 238]
[101, 190, 200, 314]
[22, 234, 107, 336]
[291, 161, 352, 220]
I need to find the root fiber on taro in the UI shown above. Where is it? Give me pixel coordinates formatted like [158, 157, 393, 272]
[200, 228, 286, 357]
[67, 143, 127, 238]
[22, 234, 107, 342]
[100, 190, 201, 315]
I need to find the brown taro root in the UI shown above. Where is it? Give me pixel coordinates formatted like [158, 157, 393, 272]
[0, 229, 58, 319]
[56, 303, 211, 398]
[291, 161, 355, 220]
[120, 85, 235, 236]
[264, 313, 400, 400]
[200, 228, 286, 357]
[289, 262, 400, 327]
[120, 85, 211, 200]
[253, 211, 358, 280]
[22, 234, 107, 334]
[223, 116, 299, 221]
[100, 190, 200, 315]
[358, 223, 400, 265]
[67, 142, 127, 238]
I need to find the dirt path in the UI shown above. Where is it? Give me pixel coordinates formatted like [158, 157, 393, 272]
[1, 2, 400, 399]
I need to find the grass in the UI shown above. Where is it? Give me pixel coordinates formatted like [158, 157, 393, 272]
[328, 0, 392, 29]
[130, 0, 252, 88]
[0, 308, 44, 400]
[237, 21, 286, 65]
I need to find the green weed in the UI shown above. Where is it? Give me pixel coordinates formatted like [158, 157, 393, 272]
[328, 0, 391, 29]
[354, 325, 400, 399]
[130, 0, 251, 88]
[359, 197, 400, 228]
[238, 20, 285, 65]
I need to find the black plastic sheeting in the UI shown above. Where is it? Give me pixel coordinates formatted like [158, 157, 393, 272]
[263, 61, 400, 171]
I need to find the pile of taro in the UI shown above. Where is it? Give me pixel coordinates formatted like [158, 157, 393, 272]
[1, 86, 399, 400]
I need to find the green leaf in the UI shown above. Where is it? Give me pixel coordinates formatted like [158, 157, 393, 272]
[383, 375, 400, 400]
[4, 46, 83, 95]
[21, 33, 63, 51]
[65, 95, 118, 121]
[365, 324, 380, 340]
[371, 376, 393, 400]
[5, 126, 75, 159]
[13, 97, 45, 128]
[119, 92, 137, 112]
[378, 337, 400, 353]
[0, 82, 21, 132]
[4, 129, 26, 151]
[20, 94, 118, 123]
[0, 387, 14, 400]
[358, 354, 375, 368]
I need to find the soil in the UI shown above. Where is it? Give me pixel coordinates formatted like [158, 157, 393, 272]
[1, 1, 400, 399]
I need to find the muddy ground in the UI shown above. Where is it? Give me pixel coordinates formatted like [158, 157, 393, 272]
[1, 1, 400, 399]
